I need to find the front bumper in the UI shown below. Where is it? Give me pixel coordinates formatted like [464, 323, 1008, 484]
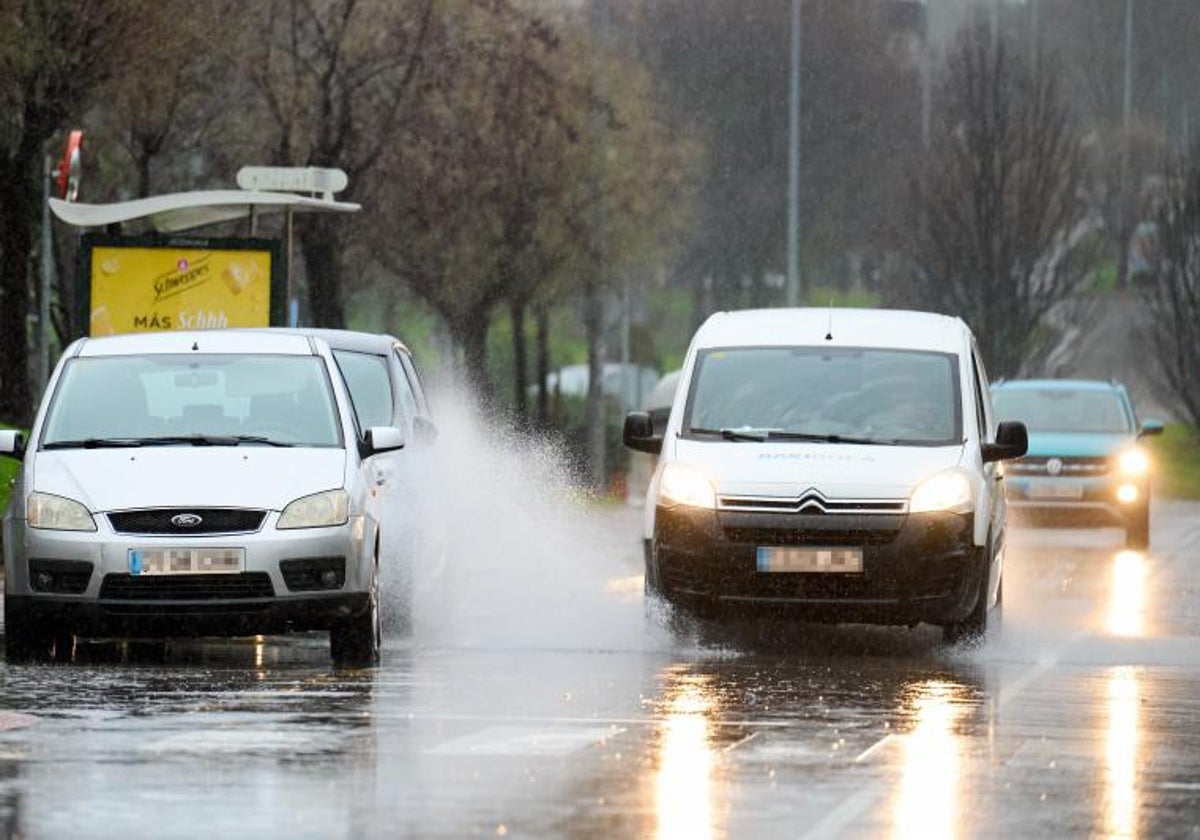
[3, 513, 373, 638]
[651, 504, 984, 626]
[1004, 475, 1147, 527]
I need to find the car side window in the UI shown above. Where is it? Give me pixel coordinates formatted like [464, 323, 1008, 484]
[332, 350, 394, 432]
[394, 350, 423, 422]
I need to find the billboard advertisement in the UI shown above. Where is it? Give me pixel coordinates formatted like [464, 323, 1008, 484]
[79, 234, 285, 336]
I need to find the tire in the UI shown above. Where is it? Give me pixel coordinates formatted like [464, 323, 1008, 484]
[4, 596, 60, 663]
[943, 554, 997, 647]
[1125, 503, 1150, 550]
[330, 562, 381, 667]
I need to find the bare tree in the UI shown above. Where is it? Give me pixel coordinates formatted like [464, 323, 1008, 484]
[901, 21, 1092, 378]
[1140, 154, 1200, 426]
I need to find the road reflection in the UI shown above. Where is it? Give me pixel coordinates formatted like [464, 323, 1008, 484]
[654, 670, 719, 840]
[890, 679, 970, 840]
[1105, 548, 1145, 837]
[1107, 550, 1147, 637]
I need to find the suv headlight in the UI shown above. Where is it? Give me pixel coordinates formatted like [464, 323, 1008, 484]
[910, 470, 973, 514]
[278, 489, 350, 529]
[1117, 447, 1149, 476]
[658, 463, 717, 509]
[27, 492, 97, 531]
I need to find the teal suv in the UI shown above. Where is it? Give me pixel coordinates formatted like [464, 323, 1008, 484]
[991, 380, 1163, 549]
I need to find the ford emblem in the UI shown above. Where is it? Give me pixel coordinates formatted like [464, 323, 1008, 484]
[171, 513, 203, 528]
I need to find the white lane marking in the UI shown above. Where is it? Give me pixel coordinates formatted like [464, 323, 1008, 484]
[424, 725, 618, 757]
[854, 733, 895, 763]
[140, 729, 335, 755]
[722, 731, 761, 753]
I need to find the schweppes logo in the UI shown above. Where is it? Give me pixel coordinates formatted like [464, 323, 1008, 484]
[152, 254, 213, 303]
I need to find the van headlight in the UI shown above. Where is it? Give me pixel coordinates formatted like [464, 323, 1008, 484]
[277, 489, 350, 529]
[658, 463, 717, 509]
[1117, 447, 1149, 476]
[909, 470, 973, 514]
[27, 492, 97, 531]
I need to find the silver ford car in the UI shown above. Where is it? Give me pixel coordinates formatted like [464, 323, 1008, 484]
[0, 329, 407, 666]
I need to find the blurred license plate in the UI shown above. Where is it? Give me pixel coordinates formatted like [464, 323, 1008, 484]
[757, 547, 863, 573]
[129, 548, 244, 576]
[1029, 482, 1083, 500]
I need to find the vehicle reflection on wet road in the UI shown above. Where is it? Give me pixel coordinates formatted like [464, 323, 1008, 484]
[2, 503, 1200, 837]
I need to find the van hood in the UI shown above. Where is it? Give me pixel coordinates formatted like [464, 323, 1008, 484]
[671, 438, 965, 499]
[32, 448, 348, 512]
[1023, 432, 1129, 459]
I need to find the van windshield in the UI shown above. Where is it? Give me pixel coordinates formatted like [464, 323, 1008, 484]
[682, 347, 962, 446]
[41, 354, 342, 449]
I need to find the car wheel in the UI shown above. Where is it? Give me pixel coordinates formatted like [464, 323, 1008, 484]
[1125, 503, 1150, 550]
[4, 596, 58, 663]
[943, 553, 997, 647]
[330, 562, 381, 667]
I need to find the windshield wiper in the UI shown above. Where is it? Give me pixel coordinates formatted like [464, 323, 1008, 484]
[44, 434, 295, 449]
[766, 431, 893, 445]
[42, 437, 146, 450]
[689, 427, 768, 442]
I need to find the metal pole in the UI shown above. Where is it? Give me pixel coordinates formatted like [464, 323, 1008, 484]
[786, 0, 802, 307]
[1122, 0, 1134, 133]
[38, 155, 52, 398]
[920, 8, 932, 150]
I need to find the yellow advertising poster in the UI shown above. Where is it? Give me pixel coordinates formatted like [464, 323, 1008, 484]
[89, 245, 274, 336]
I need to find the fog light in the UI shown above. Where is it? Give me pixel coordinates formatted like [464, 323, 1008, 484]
[319, 569, 339, 589]
[32, 571, 55, 592]
[1117, 484, 1139, 504]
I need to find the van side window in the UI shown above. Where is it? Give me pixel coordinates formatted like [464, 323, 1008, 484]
[393, 350, 422, 425]
[970, 351, 990, 440]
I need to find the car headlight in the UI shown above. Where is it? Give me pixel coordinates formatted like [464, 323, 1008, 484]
[658, 463, 717, 509]
[277, 489, 350, 529]
[27, 492, 97, 531]
[1117, 447, 1150, 476]
[910, 470, 973, 514]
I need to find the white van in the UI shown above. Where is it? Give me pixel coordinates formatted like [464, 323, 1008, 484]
[623, 308, 1028, 643]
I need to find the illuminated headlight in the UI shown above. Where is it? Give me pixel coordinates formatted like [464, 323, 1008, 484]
[277, 489, 350, 529]
[27, 492, 96, 531]
[658, 463, 716, 509]
[1117, 484, 1139, 504]
[909, 470, 973, 514]
[1117, 447, 1150, 476]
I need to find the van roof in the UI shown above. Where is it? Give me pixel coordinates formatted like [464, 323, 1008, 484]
[74, 330, 317, 358]
[692, 308, 969, 354]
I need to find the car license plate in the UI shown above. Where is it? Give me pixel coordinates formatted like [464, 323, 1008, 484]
[129, 548, 244, 576]
[756, 547, 863, 573]
[1028, 481, 1083, 500]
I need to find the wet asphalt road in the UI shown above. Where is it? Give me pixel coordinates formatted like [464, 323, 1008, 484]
[2, 504, 1200, 838]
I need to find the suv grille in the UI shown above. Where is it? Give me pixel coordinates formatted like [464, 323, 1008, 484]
[718, 493, 907, 515]
[108, 509, 267, 535]
[99, 572, 274, 600]
[1006, 456, 1110, 477]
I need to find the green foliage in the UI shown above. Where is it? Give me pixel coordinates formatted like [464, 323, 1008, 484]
[1148, 424, 1200, 500]
[805, 285, 881, 309]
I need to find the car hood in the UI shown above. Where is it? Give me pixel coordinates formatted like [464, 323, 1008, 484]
[1023, 432, 1131, 459]
[31, 448, 348, 512]
[671, 438, 965, 499]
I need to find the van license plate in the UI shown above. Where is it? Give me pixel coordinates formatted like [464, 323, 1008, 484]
[129, 548, 244, 576]
[757, 547, 863, 573]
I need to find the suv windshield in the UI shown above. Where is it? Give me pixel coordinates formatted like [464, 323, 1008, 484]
[41, 354, 342, 448]
[992, 388, 1132, 434]
[683, 346, 962, 446]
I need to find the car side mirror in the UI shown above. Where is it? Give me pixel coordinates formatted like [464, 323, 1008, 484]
[1138, 418, 1165, 438]
[413, 416, 439, 446]
[0, 429, 25, 461]
[365, 425, 405, 454]
[623, 411, 662, 455]
[982, 421, 1028, 463]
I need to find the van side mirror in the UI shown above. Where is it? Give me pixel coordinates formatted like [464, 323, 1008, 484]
[1138, 418, 1165, 438]
[623, 411, 662, 455]
[0, 429, 24, 461]
[982, 421, 1028, 463]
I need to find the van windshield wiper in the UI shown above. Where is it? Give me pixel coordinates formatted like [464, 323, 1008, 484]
[766, 431, 893, 445]
[43, 434, 295, 449]
[689, 427, 769, 442]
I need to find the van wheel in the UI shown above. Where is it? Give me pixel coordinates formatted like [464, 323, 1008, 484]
[4, 597, 57, 663]
[943, 558, 996, 647]
[1125, 504, 1150, 550]
[330, 563, 381, 667]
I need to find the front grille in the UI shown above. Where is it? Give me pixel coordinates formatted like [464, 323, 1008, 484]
[108, 509, 267, 535]
[1007, 456, 1110, 477]
[722, 527, 900, 547]
[719, 493, 907, 515]
[99, 572, 274, 600]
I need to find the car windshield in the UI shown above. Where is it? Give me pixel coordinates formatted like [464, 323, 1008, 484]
[993, 388, 1132, 434]
[41, 354, 342, 448]
[682, 346, 962, 446]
